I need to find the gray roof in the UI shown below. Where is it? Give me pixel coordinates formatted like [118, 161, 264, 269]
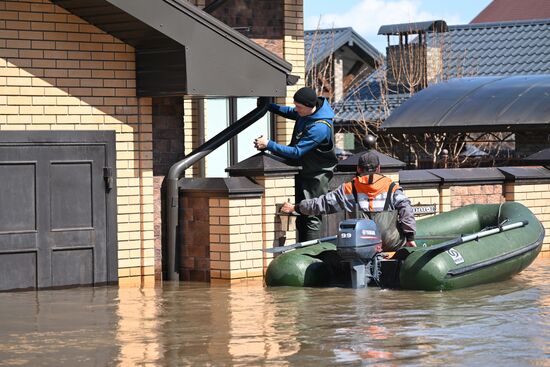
[333, 94, 410, 124]
[304, 27, 382, 71]
[435, 19, 550, 78]
[336, 18, 550, 123]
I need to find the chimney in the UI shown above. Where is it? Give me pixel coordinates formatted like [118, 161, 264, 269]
[378, 20, 448, 93]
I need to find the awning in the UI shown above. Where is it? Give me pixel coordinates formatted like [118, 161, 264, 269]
[524, 148, 550, 165]
[52, 0, 294, 97]
[381, 75, 550, 133]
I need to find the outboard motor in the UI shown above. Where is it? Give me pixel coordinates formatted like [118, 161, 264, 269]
[337, 218, 382, 288]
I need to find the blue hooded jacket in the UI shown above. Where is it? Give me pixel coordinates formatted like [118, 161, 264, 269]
[267, 98, 335, 160]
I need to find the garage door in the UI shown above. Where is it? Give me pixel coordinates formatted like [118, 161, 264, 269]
[0, 132, 117, 291]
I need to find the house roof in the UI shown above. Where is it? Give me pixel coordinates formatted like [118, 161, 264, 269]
[381, 74, 550, 133]
[333, 94, 410, 124]
[336, 18, 550, 123]
[438, 19, 550, 78]
[52, 0, 293, 97]
[471, 0, 550, 24]
[334, 66, 413, 123]
[304, 27, 382, 71]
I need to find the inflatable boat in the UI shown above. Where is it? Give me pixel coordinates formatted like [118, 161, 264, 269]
[265, 202, 544, 291]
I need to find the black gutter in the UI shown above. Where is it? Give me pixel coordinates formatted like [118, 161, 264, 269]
[165, 97, 270, 281]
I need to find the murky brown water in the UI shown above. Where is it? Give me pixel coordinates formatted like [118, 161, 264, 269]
[1, 258, 549, 366]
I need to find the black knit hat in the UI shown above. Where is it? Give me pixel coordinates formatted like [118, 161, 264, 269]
[293, 87, 317, 107]
[358, 150, 380, 172]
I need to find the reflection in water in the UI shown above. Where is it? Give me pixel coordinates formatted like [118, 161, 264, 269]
[0, 288, 120, 366]
[115, 288, 162, 365]
[0, 258, 548, 366]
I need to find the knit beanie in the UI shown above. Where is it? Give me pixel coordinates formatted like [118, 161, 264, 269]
[293, 87, 317, 107]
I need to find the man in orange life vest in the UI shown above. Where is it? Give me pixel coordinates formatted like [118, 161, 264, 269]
[281, 150, 417, 251]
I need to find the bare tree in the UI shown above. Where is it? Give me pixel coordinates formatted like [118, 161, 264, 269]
[330, 28, 516, 168]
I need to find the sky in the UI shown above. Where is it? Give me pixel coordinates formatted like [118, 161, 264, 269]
[304, 0, 493, 53]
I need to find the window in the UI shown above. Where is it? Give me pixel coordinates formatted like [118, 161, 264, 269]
[204, 97, 272, 177]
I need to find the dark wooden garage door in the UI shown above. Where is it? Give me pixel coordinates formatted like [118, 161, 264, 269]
[0, 132, 117, 291]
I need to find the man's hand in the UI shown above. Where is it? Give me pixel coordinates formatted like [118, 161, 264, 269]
[404, 240, 416, 247]
[254, 135, 268, 151]
[280, 201, 295, 214]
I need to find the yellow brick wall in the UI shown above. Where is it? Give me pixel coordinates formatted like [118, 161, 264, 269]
[209, 197, 265, 281]
[403, 186, 440, 216]
[183, 96, 202, 177]
[1, 0, 154, 284]
[183, 0, 205, 179]
[504, 183, 550, 254]
[439, 186, 452, 213]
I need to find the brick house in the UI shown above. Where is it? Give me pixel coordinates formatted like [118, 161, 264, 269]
[304, 27, 382, 101]
[0, 0, 305, 290]
[471, 0, 550, 23]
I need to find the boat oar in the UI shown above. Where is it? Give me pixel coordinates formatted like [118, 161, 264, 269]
[423, 220, 528, 254]
[265, 235, 338, 254]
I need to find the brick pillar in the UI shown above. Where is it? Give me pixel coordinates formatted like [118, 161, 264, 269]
[505, 182, 550, 254]
[179, 177, 265, 282]
[501, 167, 550, 255]
[226, 152, 301, 278]
[209, 196, 265, 281]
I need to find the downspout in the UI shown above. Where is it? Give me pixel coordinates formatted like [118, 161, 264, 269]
[165, 96, 270, 281]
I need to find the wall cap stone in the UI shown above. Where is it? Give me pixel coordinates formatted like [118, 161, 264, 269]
[498, 166, 550, 183]
[178, 177, 263, 198]
[428, 167, 505, 185]
[226, 152, 301, 177]
[337, 149, 406, 173]
[399, 169, 441, 188]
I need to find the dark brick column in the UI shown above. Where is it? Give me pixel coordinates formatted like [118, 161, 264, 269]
[206, 0, 284, 57]
[153, 97, 184, 281]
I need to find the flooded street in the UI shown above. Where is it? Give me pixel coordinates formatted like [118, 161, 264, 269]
[1, 258, 549, 366]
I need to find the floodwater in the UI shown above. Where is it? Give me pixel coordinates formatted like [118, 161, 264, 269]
[1, 259, 549, 367]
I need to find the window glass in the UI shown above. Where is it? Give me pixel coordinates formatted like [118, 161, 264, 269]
[204, 97, 271, 177]
[205, 98, 230, 177]
[236, 98, 270, 162]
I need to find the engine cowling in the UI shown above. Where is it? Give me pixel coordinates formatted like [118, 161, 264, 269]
[336, 218, 382, 262]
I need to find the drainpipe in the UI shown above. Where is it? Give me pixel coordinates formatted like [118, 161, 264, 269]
[166, 96, 270, 281]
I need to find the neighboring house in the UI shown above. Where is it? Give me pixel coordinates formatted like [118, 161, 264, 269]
[471, 0, 550, 23]
[304, 27, 382, 101]
[0, 0, 305, 290]
[439, 19, 550, 79]
[334, 18, 550, 158]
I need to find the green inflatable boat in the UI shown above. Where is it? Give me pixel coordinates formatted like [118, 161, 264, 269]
[265, 202, 545, 291]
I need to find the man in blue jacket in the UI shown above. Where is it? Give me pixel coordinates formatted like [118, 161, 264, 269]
[254, 87, 338, 241]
